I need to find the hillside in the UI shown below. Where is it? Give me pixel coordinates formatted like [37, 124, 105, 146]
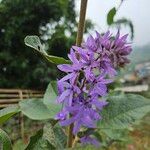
[130, 44, 150, 64]
[119, 43, 150, 76]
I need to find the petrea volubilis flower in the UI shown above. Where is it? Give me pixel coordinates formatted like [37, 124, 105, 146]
[55, 31, 132, 146]
[57, 49, 82, 84]
[80, 135, 100, 147]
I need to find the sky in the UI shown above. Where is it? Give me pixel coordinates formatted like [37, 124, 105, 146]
[76, 0, 150, 46]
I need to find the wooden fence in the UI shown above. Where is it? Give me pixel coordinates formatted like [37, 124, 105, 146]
[0, 89, 44, 108]
[0, 89, 44, 142]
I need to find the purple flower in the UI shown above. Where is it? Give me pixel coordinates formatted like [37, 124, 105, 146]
[59, 95, 107, 134]
[55, 30, 132, 147]
[90, 96, 108, 110]
[96, 31, 112, 50]
[72, 46, 98, 81]
[57, 49, 82, 83]
[80, 136, 100, 147]
[55, 109, 68, 121]
[57, 81, 80, 106]
[60, 103, 99, 134]
[82, 34, 98, 52]
[90, 73, 113, 97]
[99, 58, 117, 77]
[110, 31, 132, 67]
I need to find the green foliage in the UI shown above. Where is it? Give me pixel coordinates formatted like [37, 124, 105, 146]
[43, 81, 61, 118]
[19, 99, 54, 120]
[18, 81, 60, 120]
[25, 124, 67, 150]
[52, 125, 67, 148]
[107, 7, 116, 25]
[0, 128, 12, 150]
[102, 129, 130, 142]
[25, 129, 55, 150]
[43, 81, 61, 111]
[98, 129, 131, 149]
[0, 105, 20, 124]
[13, 140, 26, 150]
[24, 36, 70, 64]
[98, 94, 150, 129]
[0, 0, 77, 89]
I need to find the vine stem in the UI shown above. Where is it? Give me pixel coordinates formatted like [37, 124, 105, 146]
[67, 0, 88, 148]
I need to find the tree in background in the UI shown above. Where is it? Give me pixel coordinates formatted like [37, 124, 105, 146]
[0, 0, 93, 89]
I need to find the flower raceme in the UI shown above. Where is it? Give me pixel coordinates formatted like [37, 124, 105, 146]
[55, 31, 132, 146]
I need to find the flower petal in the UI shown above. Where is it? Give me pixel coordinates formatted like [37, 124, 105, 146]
[57, 64, 73, 72]
[59, 73, 75, 82]
[68, 48, 79, 64]
[57, 89, 70, 103]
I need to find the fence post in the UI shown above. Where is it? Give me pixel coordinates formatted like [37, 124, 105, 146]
[19, 90, 25, 143]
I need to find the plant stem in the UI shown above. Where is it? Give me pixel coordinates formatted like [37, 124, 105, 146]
[76, 0, 88, 46]
[67, 120, 74, 147]
[72, 136, 79, 148]
[67, 0, 88, 148]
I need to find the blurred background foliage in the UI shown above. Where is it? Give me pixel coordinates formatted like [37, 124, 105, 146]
[0, 0, 93, 89]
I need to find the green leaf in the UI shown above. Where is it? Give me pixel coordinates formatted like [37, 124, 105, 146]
[25, 129, 55, 150]
[43, 81, 61, 115]
[24, 36, 70, 64]
[101, 129, 129, 141]
[19, 99, 54, 120]
[0, 128, 12, 150]
[0, 105, 20, 124]
[43, 124, 67, 149]
[42, 124, 57, 148]
[12, 139, 26, 150]
[25, 124, 66, 150]
[98, 94, 150, 129]
[25, 129, 43, 150]
[52, 125, 67, 148]
[107, 7, 116, 25]
[45, 55, 71, 65]
[19, 82, 61, 120]
[113, 18, 134, 39]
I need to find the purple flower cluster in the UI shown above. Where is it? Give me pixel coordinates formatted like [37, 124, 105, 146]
[55, 31, 132, 145]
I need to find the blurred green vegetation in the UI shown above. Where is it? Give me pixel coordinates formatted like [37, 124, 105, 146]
[0, 0, 93, 89]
